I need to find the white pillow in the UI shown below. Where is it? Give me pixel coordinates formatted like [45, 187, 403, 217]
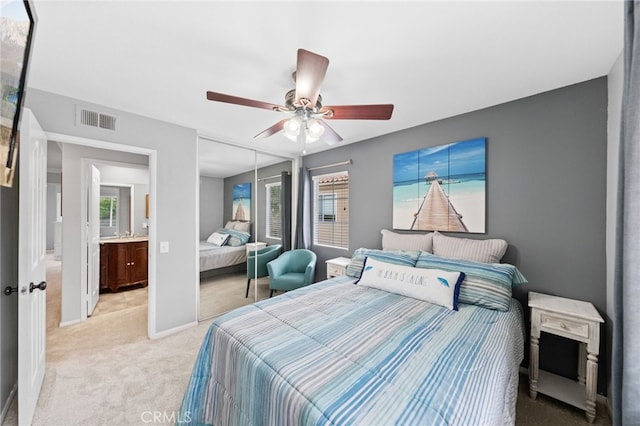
[432, 231, 507, 264]
[234, 221, 251, 233]
[356, 257, 464, 310]
[207, 231, 229, 247]
[381, 229, 433, 252]
[224, 221, 237, 230]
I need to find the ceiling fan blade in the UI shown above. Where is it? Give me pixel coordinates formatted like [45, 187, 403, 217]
[206, 91, 285, 111]
[319, 104, 394, 120]
[318, 119, 343, 145]
[254, 119, 287, 139]
[295, 49, 329, 108]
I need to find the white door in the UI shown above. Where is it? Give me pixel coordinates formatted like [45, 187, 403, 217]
[18, 109, 47, 425]
[87, 165, 100, 315]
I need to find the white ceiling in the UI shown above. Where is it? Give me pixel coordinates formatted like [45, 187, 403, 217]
[28, 1, 622, 176]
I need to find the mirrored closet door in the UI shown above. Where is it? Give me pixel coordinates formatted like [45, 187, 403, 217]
[198, 138, 293, 320]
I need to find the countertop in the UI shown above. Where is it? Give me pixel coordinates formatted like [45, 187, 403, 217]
[100, 236, 149, 244]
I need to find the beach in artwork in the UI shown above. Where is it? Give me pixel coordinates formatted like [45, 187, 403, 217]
[392, 176, 486, 232]
[393, 138, 486, 233]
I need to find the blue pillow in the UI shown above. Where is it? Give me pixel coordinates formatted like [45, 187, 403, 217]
[415, 252, 527, 311]
[217, 228, 251, 246]
[345, 248, 421, 278]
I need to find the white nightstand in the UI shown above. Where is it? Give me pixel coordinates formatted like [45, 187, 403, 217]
[246, 242, 267, 254]
[326, 257, 351, 279]
[528, 291, 604, 423]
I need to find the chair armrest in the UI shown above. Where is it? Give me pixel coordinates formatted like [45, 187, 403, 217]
[304, 263, 316, 284]
[267, 255, 287, 278]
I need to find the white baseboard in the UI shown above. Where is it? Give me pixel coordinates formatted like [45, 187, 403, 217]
[518, 366, 609, 407]
[59, 318, 83, 328]
[0, 382, 17, 424]
[149, 321, 198, 340]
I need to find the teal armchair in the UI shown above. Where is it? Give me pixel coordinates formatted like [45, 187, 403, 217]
[246, 244, 282, 298]
[267, 249, 317, 297]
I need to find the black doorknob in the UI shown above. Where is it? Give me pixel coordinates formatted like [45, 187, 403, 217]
[29, 281, 47, 293]
[3, 286, 17, 296]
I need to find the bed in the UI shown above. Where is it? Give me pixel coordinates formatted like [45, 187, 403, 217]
[180, 246, 526, 425]
[199, 242, 246, 272]
[199, 221, 251, 274]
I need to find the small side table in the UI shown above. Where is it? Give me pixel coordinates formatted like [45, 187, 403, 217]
[528, 291, 604, 423]
[326, 257, 351, 279]
[246, 242, 267, 255]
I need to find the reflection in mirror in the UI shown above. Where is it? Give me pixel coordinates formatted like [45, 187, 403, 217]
[197, 137, 293, 320]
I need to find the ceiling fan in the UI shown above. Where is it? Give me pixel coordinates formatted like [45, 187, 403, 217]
[206, 49, 394, 149]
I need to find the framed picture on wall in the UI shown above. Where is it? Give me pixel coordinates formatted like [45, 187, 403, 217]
[393, 137, 486, 233]
[232, 182, 251, 221]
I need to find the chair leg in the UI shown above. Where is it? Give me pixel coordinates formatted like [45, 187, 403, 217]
[246, 278, 251, 298]
[270, 289, 274, 298]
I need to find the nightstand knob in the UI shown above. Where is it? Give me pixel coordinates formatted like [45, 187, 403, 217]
[560, 322, 568, 330]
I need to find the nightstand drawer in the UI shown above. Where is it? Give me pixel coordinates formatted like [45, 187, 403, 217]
[327, 263, 345, 278]
[326, 257, 351, 279]
[539, 312, 589, 340]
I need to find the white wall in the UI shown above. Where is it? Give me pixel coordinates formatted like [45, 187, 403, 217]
[606, 51, 623, 399]
[26, 88, 199, 335]
[199, 176, 224, 240]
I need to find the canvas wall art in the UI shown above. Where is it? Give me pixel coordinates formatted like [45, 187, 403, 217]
[232, 182, 251, 221]
[393, 137, 486, 233]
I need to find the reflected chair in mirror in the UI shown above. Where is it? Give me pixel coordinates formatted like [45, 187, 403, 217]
[246, 244, 282, 298]
[267, 249, 317, 298]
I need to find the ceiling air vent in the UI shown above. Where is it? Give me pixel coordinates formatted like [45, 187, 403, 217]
[76, 106, 118, 131]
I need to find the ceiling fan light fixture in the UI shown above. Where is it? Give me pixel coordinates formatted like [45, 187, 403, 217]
[305, 118, 324, 142]
[284, 116, 301, 141]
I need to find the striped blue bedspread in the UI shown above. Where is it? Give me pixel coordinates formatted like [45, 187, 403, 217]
[180, 276, 525, 425]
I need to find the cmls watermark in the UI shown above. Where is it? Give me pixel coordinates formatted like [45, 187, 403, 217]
[140, 411, 192, 424]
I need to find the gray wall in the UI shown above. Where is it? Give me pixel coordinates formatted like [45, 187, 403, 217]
[303, 77, 608, 393]
[224, 161, 293, 245]
[26, 89, 199, 334]
[199, 176, 224, 240]
[0, 176, 19, 419]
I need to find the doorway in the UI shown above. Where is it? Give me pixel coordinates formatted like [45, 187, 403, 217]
[45, 136, 157, 339]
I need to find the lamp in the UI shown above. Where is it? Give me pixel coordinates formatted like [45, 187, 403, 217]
[284, 116, 325, 143]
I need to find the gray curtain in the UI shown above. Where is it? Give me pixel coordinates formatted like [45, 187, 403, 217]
[613, 2, 640, 424]
[294, 167, 311, 249]
[280, 171, 292, 252]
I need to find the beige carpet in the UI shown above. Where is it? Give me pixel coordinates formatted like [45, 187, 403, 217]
[1, 255, 612, 425]
[199, 272, 271, 320]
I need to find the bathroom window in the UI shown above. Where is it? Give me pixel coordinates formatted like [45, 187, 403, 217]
[100, 195, 118, 228]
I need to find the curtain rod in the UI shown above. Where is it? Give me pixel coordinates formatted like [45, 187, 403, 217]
[257, 172, 290, 182]
[308, 159, 352, 171]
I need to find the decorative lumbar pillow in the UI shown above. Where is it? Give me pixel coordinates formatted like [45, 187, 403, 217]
[345, 248, 421, 278]
[207, 231, 230, 247]
[416, 252, 527, 311]
[381, 229, 433, 252]
[432, 231, 508, 264]
[356, 257, 464, 310]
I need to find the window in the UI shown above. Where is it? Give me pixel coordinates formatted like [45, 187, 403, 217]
[313, 171, 349, 249]
[100, 195, 118, 228]
[266, 182, 281, 239]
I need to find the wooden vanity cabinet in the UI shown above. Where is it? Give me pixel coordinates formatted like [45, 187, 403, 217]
[100, 240, 148, 292]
